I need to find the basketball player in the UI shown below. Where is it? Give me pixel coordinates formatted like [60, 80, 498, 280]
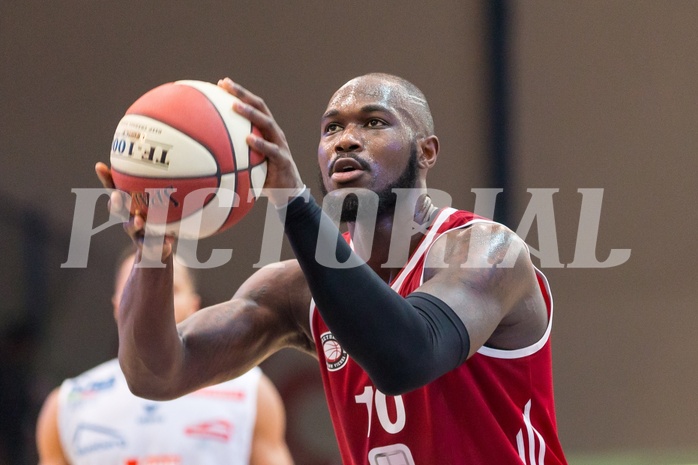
[95, 73, 568, 464]
[35, 250, 293, 465]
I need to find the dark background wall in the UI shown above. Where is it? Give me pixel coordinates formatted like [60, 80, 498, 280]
[512, 2, 698, 459]
[1, 1, 696, 464]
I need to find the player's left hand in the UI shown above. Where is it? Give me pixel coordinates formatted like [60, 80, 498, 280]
[95, 161, 115, 189]
[94, 161, 174, 261]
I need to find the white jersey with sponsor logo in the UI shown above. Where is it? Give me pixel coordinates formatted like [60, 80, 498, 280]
[57, 358, 261, 465]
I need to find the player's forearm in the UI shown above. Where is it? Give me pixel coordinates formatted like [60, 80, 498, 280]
[117, 257, 187, 400]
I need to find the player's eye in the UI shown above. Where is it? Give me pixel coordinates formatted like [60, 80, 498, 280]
[366, 119, 386, 128]
[324, 123, 341, 134]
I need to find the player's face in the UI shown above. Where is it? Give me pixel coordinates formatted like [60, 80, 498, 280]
[318, 76, 421, 200]
[113, 255, 200, 324]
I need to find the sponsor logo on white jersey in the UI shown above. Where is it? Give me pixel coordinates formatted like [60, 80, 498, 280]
[73, 424, 126, 455]
[184, 419, 234, 442]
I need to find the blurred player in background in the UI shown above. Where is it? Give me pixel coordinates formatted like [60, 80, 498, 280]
[97, 72, 568, 464]
[35, 249, 293, 465]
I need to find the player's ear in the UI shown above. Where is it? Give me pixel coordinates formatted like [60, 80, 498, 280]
[418, 135, 439, 169]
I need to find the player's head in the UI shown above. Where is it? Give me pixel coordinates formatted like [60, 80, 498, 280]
[112, 248, 201, 324]
[317, 73, 439, 221]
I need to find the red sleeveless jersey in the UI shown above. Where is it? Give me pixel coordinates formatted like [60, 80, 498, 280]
[310, 208, 567, 465]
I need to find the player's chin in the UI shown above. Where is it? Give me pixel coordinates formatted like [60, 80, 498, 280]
[326, 177, 378, 197]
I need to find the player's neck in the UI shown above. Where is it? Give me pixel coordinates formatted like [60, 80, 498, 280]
[347, 194, 439, 283]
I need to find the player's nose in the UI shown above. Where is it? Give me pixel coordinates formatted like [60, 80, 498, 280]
[334, 124, 363, 153]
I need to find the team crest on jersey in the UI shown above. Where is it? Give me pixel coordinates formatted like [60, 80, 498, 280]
[321, 332, 348, 371]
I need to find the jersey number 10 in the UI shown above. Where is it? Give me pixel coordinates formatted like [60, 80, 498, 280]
[355, 386, 406, 436]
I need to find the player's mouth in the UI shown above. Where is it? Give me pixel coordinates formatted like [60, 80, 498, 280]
[330, 157, 369, 184]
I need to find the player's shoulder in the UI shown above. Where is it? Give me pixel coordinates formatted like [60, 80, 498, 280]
[423, 218, 536, 296]
[238, 259, 309, 305]
[428, 219, 527, 265]
[254, 258, 304, 279]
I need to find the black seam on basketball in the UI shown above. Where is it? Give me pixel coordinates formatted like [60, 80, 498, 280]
[114, 82, 262, 236]
[186, 85, 246, 225]
[111, 166, 221, 223]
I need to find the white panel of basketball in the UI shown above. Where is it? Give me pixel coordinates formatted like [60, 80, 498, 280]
[250, 163, 267, 199]
[175, 80, 252, 170]
[110, 114, 218, 178]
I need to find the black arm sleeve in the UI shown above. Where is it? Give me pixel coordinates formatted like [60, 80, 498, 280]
[280, 192, 470, 395]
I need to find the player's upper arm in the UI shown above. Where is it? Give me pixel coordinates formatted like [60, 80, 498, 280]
[418, 221, 546, 356]
[249, 374, 294, 465]
[171, 260, 314, 395]
[36, 388, 70, 465]
[232, 259, 315, 355]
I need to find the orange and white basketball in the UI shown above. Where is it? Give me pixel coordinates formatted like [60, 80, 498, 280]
[109, 80, 267, 239]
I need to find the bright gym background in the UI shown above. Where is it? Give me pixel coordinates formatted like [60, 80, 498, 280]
[1, 2, 697, 464]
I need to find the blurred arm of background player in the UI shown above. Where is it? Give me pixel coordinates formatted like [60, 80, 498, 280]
[35, 250, 294, 465]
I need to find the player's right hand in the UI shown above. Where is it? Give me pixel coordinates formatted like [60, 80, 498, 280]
[217, 78, 306, 207]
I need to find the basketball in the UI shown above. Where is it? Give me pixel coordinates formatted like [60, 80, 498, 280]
[109, 79, 267, 239]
